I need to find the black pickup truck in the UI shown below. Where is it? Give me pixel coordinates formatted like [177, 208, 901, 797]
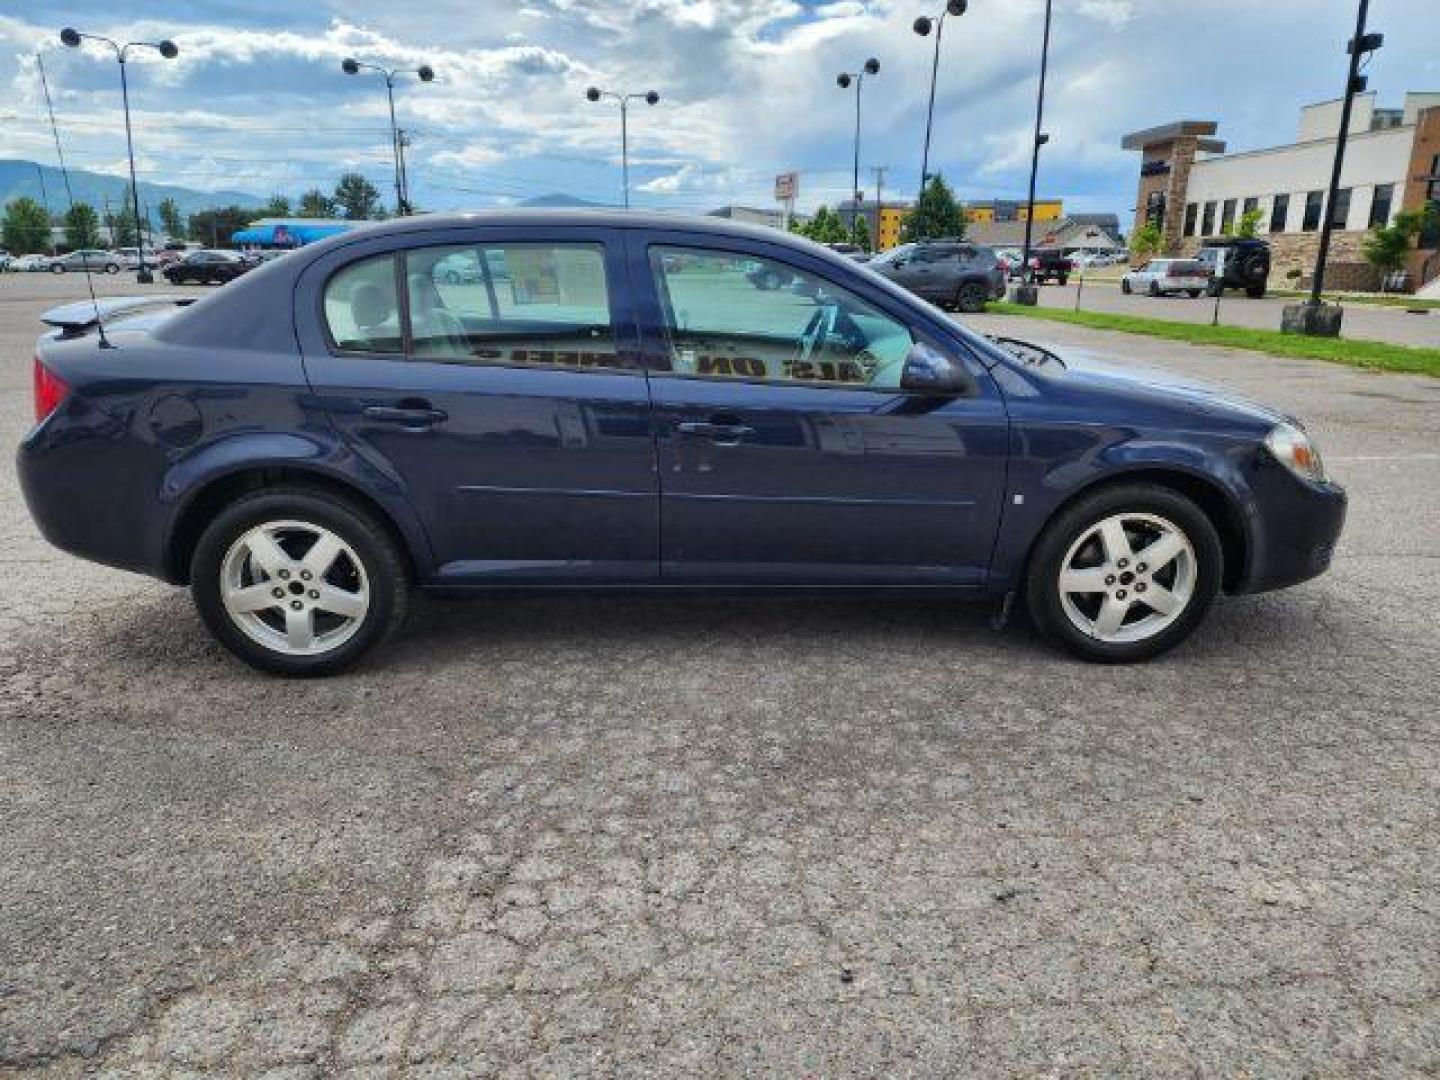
[1026, 248, 1073, 285]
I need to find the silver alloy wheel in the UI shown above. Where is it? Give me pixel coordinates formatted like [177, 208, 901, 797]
[1057, 511, 1196, 644]
[220, 519, 369, 657]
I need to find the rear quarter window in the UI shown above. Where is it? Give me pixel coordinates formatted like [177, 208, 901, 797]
[323, 253, 401, 353]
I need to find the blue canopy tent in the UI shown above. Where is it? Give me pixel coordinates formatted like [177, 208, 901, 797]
[230, 220, 354, 248]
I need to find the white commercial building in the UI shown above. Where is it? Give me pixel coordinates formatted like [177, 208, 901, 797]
[1125, 92, 1440, 291]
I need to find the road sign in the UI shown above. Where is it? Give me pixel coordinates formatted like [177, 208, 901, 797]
[774, 172, 798, 201]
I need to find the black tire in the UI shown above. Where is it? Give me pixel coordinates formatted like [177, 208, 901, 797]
[1024, 482, 1222, 663]
[1206, 280, 1223, 298]
[1120, 279, 1132, 295]
[1187, 290, 1201, 298]
[1148, 281, 1161, 297]
[104, 263, 120, 274]
[955, 281, 987, 313]
[1246, 284, 1265, 299]
[190, 486, 410, 675]
[1057, 275, 1068, 287]
[50, 263, 65, 274]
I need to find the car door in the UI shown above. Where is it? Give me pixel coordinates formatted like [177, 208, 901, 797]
[629, 231, 1009, 586]
[296, 225, 658, 585]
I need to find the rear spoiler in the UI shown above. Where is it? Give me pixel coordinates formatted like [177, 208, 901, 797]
[41, 294, 197, 338]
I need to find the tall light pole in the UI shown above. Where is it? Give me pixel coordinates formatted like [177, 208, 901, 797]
[342, 58, 435, 216]
[586, 87, 660, 209]
[837, 59, 880, 226]
[61, 27, 177, 284]
[1301, 0, 1381, 330]
[1014, 0, 1053, 303]
[912, 1, 967, 206]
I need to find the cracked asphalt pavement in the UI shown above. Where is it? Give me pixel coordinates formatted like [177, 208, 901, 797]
[1, 277, 1437, 1076]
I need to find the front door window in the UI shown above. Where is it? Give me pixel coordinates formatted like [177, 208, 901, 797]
[648, 246, 913, 388]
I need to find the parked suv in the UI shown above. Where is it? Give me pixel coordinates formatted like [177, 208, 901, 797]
[1196, 238, 1270, 298]
[866, 241, 1006, 312]
[1121, 259, 1209, 298]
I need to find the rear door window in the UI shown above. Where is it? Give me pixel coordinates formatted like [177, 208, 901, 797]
[402, 243, 616, 368]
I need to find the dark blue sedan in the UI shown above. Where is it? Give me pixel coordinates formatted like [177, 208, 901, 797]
[18, 211, 1345, 673]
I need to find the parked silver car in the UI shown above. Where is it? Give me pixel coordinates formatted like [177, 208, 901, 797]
[49, 249, 122, 274]
[1120, 258, 1208, 297]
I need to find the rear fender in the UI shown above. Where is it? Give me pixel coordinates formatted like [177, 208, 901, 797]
[158, 432, 436, 582]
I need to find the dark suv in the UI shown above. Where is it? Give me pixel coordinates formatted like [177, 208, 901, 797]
[1195, 238, 1270, 298]
[866, 241, 1006, 312]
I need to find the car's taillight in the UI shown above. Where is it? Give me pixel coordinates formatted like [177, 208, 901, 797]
[33, 357, 69, 423]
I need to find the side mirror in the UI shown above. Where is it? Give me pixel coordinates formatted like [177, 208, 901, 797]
[900, 342, 975, 396]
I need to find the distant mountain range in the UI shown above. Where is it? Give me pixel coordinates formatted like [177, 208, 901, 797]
[1, 158, 621, 225]
[0, 159, 265, 224]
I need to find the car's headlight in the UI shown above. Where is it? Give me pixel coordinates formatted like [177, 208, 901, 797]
[1265, 422, 1327, 483]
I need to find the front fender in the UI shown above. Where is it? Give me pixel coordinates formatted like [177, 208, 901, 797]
[989, 423, 1261, 592]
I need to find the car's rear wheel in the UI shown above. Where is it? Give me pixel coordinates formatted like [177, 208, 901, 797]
[104, 263, 120, 274]
[191, 488, 409, 675]
[1024, 483, 1221, 663]
[955, 281, 988, 313]
[1187, 289, 1201, 298]
[1246, 284, 1265, 299]
[1148, 281, 1160, 297]
[50, 263, 64, 274]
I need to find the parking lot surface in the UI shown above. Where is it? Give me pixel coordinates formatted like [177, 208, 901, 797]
[1, 275, 1437, 1076]
[1029, 276, 1439, 348]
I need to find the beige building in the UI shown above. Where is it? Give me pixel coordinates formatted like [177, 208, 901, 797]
[1124, 92, 1440, 290]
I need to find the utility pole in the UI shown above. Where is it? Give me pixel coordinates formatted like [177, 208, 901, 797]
[35, 163, 55, 254]
[871, 165, 888, 250]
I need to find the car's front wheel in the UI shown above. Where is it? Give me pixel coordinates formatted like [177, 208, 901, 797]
[1120, 279, 1132, 294]
[1025, 483, 1222, 663]
[191, 487, 409, 675]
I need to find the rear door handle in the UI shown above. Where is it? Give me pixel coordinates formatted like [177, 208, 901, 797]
[363, 404, 448, 427]
[675, 420, 755, 443]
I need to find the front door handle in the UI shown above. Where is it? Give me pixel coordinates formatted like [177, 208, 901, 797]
[363, 404, 448, 427]
[675, 420, 756, 443]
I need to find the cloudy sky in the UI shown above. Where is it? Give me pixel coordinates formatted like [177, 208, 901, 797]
[2, 0, 1437, 217]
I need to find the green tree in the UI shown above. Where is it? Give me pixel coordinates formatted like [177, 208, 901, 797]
[2, 197, 53, 254]
[298, 188, 335, 218]
[1363, 204, 1439, 285]
[157, 197, 183, 240]
[1234, 208, 1264, 238]
[851, 212, 872, 253]
[804, 206, 847, 245]
[265, 194, 292, 218]
[900, 174, 964, 242]
[112, 200, 139, 247]
[63, 202, 102, 249]
[333, 172, 381, 220]
[187, 206, 260, 247]
[1129, 221, 1164, 260]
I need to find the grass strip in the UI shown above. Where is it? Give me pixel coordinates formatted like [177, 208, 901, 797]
[986, 302, 1440, 377]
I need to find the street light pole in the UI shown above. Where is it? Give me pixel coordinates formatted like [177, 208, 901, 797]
[1310, 0, 1378, 306]
[61, 27, 178, 284]
[1015, 0, 1053, 301]
[837, 59, 880, 230]
[913, 1, 967, 204]
[586, 87, 660, 209]
[342, 59, 435, 216]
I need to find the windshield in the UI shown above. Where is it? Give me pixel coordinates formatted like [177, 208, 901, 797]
[866, 244, 913, 269]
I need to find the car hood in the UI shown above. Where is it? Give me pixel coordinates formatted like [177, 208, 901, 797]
[1032, 344, 1291, 432]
